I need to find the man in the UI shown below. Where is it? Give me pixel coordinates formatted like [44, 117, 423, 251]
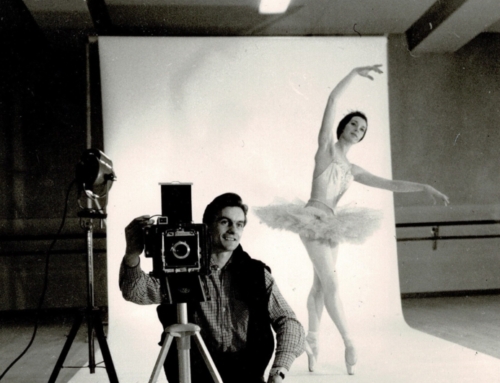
[120, 193, 304, 383]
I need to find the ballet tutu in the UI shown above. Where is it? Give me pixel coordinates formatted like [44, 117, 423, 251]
[253, 199, 383, 246]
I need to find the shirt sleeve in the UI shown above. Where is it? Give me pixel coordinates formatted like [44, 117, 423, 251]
[264, 269, 305, 371]
[119, 258, 163, 305]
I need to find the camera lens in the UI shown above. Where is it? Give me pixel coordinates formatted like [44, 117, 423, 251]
[171, 241, 190, 259]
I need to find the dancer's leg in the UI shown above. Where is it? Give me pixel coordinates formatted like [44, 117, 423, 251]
[300, 237, 352, 340]
[307, 270, 324, 333]
[304, 270, 323, 371]
[300, 236, 357, 374]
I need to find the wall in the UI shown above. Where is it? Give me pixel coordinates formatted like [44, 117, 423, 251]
[388, 33, 500, 294]
[2, 26, 500, 311]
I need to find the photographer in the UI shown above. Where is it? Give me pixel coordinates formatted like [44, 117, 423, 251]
[119, 193, 305, 383]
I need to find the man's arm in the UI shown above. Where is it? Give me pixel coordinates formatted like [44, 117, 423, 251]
[119, 258, 163, 305]
[264, 270, 305, 377]
[119, 215, 163, 305]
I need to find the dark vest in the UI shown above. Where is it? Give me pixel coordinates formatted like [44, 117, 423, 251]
[157, 245, 274, 383]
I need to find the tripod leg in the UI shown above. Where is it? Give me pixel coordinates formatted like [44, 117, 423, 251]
[48, 312, 84, 383]
[193, 332, 223, 383]
[177, 336, 191, 383]
[93, 311, 120, 383]
[87, 309, 96, 373]
[149, 334, 175, 383]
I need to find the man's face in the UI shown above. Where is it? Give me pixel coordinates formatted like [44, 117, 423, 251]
[210, 206, 246, 254]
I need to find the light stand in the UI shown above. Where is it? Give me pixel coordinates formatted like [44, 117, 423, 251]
[149, 303, 223, 383]
[48, 148, 118, 382]
[48, 211, 119, 383]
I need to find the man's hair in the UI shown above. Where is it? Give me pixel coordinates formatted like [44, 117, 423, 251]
[202, 193, 248, 226]
[336, 111, 368, 141]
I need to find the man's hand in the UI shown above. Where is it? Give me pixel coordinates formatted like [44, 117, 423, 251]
[267, 375, 283, 383]
[123, 215, 152, 267]
[267, 368, 286, 383]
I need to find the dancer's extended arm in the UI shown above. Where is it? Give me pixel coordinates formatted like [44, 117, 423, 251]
[317, 65, 383, 148]
[351, 164, 449, 205]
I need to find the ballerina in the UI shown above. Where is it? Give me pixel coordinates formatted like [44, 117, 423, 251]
[254, 65, 449, 375]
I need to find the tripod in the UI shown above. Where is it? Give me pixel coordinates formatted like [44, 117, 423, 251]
[149, 303, 223, 383]
[48, 212, 119, 383]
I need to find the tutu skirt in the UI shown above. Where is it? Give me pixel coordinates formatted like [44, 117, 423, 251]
[253, 199, 383, 246]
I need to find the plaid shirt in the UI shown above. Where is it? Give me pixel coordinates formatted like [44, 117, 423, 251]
[119, 255, 304, 371]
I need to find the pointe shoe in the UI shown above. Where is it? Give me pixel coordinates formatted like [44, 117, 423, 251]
[345, 345, 357, 375]
[304, 340, 317, 372]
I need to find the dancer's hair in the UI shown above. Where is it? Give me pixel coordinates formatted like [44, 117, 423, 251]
[203, 193, 248, 226]
[336, 111, 368, 141]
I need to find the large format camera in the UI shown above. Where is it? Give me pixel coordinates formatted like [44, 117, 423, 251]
[144, 183, 211, 304]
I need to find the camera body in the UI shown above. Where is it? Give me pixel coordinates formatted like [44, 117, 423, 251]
[144, 219, 209, 275]
[143, 183, 211, 304]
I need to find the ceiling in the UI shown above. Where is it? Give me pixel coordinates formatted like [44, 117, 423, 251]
[7, 0, 500, 53]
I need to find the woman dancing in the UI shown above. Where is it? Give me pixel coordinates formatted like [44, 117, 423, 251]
[254, 65, 449, 375]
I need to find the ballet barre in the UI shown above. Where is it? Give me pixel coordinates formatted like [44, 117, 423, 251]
[396, 219, 500, 250]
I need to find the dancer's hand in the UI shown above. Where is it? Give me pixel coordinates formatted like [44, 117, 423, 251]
[424, 185, 450, 206]
[352, 64, 383, 80]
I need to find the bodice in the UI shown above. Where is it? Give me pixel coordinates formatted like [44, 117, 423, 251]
[309, 158, 353, 209]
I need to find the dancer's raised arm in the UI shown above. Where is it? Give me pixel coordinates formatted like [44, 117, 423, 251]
[317, 65, 383, 148]
[351, 164, 449, 205]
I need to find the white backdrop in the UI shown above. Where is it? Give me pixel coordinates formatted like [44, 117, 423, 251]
[69, 37, 500, 383]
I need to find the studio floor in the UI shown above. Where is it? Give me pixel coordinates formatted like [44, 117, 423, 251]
[1, 295, 499, 383]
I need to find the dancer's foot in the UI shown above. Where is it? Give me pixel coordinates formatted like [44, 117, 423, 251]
[305, 332, 319, 372]
[344, 343, 357, 375]
[304, 340, 316, 372]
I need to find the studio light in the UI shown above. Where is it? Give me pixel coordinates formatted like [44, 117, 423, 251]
[75, 148, 116, 217]
[259, 0, 291, 14]
[49, 148, 119, 382]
